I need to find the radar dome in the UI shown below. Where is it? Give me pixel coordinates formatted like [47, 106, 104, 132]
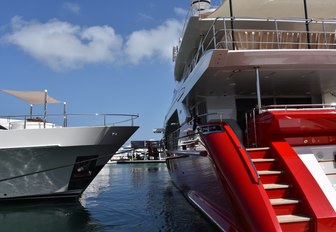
[191, 0, 211, 11]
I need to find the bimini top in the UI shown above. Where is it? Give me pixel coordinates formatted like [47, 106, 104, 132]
[208, 0, 336, 20]
[1, 89, 62, 105]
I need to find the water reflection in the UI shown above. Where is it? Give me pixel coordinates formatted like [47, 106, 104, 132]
[82, 163, 218, 231]
[0, 163, 218, 232]
[81, 165, 111, 206]
[0, 202, 100, 232]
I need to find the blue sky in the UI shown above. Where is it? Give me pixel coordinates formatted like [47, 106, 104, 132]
[0, 0, 192, 141]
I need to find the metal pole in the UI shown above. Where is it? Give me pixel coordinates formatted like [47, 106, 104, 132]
[212, 23, 217, 48]
[63, 102, 67, 127]
[303, 0, 311, 49]
[223, 17, 229, 48]
[275, 20, 281, 49]
[30, 104, 33, 118]
[245, 112, 250, 147]
[253, 109, 258, 147]
[44, 90, 47, 128]
[255, 67, 262, 113]
[322, 20, 328, 48]
[229, 0, 235, 50]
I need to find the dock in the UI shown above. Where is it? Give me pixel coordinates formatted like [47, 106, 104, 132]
[114, 159, 166, 164]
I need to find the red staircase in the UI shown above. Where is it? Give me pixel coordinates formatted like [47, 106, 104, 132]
[245, 109, 336, 231]
[247, 147, 312, 232]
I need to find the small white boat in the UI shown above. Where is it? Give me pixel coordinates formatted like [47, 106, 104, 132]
[0, 89, 138, 201]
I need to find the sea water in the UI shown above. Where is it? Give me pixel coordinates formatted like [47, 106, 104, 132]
[0, 163, 219, 232]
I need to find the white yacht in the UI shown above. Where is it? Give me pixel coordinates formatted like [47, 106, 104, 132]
[163, 0, 336, 231]
[0, 89, 138, 201]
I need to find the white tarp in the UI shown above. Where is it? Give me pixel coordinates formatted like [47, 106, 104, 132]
[1, 89, 61, 104]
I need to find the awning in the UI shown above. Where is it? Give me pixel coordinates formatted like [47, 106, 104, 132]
[207, 0, 336, 20]
[1, 89, 62, 104]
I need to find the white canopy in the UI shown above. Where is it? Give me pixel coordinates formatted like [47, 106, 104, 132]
[208, 0, 336, 20]
[1, 89, 61, 105]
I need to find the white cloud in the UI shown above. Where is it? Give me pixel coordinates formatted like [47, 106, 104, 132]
[3, 16, 183, 71]
[174, 7, 188, 17]
[124, 19, 182, 64]
[4, 16, 123, 70]
[62, 2, 80, 15]
[138, 13, 154, 21]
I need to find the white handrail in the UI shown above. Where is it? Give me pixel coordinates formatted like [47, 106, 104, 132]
[0, 113, 139, 129]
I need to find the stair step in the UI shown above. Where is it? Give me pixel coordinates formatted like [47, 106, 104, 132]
[246, 147, 271, 152]
[264, 183, 290, 190]
[252, 158, 276, 162]
[277, 214, 311, 224]
[253, 158, 278, 171]
[258, 170, 282, 175]
[247, 147, 272, 159]
[270, 198, 300, 205]
[318, 159, 334, 163]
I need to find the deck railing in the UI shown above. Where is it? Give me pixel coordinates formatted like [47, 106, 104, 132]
[184, 17, 336, 80]
[245, 104, 336, 147]
[165, 111, 240, 151]
[164, 112, 260, 184]
[0, 113, 139, 130]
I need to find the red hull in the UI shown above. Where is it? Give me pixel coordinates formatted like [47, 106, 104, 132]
[167, 111, 336, 231]
[167, 154, 247, 231]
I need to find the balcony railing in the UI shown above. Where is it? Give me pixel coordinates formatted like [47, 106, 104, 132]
[184, 17, 336, 80]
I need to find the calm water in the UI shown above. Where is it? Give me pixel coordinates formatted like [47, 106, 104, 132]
[0, 163, 219, 232]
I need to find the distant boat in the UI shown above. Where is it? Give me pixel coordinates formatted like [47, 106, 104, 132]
[110, 140, 166, 163]
[0, 89, 138, 202]
[163, 0, 336, 231]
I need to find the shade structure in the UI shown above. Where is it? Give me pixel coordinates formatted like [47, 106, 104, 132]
[1, 89, 61, 104]
[208, 0, 336, 19]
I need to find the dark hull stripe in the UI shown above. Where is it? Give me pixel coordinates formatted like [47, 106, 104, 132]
[0, 192, 80, 204]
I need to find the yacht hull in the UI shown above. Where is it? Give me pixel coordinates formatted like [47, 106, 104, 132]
[166, 154, 243, 231]
[0, 126, 138, 201]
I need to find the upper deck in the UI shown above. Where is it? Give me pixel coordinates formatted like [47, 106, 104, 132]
[174, 17, 336, 82]
[174, 0, 336, 82]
